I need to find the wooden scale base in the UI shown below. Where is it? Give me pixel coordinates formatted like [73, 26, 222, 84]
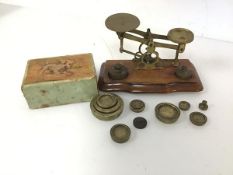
[98, 59, 203, 93]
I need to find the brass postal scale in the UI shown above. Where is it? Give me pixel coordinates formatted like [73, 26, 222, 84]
[98, 13, 203, 93]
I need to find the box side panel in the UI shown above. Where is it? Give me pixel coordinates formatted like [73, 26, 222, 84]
[22, 77, 98, 109]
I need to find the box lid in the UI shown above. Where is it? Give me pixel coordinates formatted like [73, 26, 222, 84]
[22, 53, 96, 85]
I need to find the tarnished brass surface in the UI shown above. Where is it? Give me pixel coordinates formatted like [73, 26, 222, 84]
[93, 100, 121, 114]
[96, 94, 117, 109]
[130, 99, 145, 113]
[167, 28, 194, 44]
[179, 101, 190, 111]
[175, 66, 193, 80]
[90, 93, 124, 121]
[108, 64, 128, 80]
[155, 103, 180, 124]
[105, 13, 194, 69]
[199, 100, 208, 110]
[190, 112, 207, 126]
[100, 13, 203, 93]
[105, 13, 140, 32]
[110, 124, 131, 143]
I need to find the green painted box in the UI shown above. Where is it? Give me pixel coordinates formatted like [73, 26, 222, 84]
[21, 53, 98, 109]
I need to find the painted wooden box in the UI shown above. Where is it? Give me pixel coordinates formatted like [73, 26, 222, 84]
[21, 53, 98, 109]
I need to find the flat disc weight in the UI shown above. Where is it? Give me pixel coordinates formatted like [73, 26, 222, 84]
[167, 28, 194, 44]
[105, 13, 140, 32]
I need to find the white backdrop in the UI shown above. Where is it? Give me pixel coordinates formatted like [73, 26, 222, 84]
[0, 2, 233, 175]
[1, 0, 233, 42]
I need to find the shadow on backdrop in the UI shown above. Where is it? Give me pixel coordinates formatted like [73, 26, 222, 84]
[0, 3, 21, 18]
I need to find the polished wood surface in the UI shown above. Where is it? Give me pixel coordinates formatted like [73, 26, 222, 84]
[98, 59, 203, 93]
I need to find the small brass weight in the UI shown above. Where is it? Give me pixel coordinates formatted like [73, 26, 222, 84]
[98, 13, 203, 93]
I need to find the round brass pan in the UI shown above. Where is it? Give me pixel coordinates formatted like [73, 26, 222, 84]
[167, 28, 194, 44]
[105, 13, 140, 33]
[155, 103, 180, 124]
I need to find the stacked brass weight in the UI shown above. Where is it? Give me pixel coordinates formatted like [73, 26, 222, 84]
[90, 93, 124, 121]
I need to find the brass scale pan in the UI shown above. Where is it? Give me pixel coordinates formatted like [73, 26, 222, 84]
[105, 13, 194, 44]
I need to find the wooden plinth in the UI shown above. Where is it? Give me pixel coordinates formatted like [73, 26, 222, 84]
[98, 59, 203, 93]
